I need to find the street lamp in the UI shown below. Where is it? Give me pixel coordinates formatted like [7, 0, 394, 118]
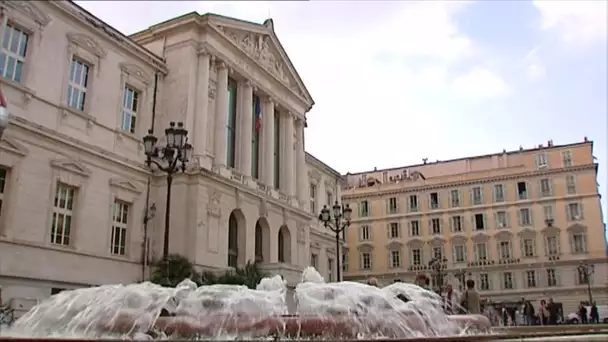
[429, 256, 448, 294]
[577, 262, 595, 305]
[142, 122, 193, 260]
[318, 201, 352, 281]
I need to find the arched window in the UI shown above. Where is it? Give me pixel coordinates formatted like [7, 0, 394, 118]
[228, 213, 238, 267]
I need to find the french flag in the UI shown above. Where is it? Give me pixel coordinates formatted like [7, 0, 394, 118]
[254, 95, 262, 132]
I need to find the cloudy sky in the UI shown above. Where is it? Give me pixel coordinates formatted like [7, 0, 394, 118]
[76, 1, 607, 237]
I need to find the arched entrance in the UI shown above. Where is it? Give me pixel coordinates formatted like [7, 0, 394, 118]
[254, 218, 270, 263]
[278, 225, 291, 263]
[227, 209, 246, 267]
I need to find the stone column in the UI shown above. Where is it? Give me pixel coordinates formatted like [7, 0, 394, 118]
[283, 112, 295, 199]
[185, 44, 199, 145]
[240, 81, 253, 178]
[194, 51, 210, 167]
[213, 62, 229, 169]
[295, 118, 307, 209]
[262, 97, 275, 187]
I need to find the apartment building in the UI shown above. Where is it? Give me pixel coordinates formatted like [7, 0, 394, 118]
[343, 140, 607, 313]
[0, 1, 343, 307]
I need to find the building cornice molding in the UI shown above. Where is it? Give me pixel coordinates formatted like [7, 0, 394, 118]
[343, 165, 597, 200]
[9, 116, 149, 175]
[48, 1, 168, 74]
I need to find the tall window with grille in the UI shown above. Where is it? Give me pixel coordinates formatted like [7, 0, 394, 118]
[449, 189, 460, 207]
[411, 248, 422, 265]
[522, 238, 536, 257]
[502, 272, 514, 289]
[546, 269, 558, 287]
[525, 270, 537, 288]
[545, 235, 560, 256]
[475, 242, 488, 261]
[389, 249, 401, 268]
[471, 186, 483, 205]
[565, 175, 577, 194]
[51, 183, 76, 246]
[360, 252, 371, 270]
[309, 183, 316, 213]
[0, 23, 29, 83]
[539, 178, 552, 197]
[121, 86, 139, 134]
[111, 200, 129, 256]
[478, 273, 490, 291]
[67, 59, 90, 111]
[562, 150, 572, 167]
[0, 167, 6, 217]
[493, 184, 505, 202]
[498, 240, 512, 260]
[387, 197, 398, 214]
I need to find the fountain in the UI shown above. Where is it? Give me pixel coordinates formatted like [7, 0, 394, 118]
[0, 267, 605, 341]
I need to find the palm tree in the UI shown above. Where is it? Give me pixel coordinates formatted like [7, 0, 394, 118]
[200, 261, 266, 289]
[150, 254, 199, 287]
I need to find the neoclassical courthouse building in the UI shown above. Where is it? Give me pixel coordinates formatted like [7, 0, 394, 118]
[0, 1, 344, 311]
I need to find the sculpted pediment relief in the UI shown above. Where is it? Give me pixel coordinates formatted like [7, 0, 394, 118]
[5, 1, 51, 27]
[407, 238, 424, 247]
[67, 33, 108, 58]
[213, 23, 311, 102]
[495, 230, 514, 240]
[451, 235, 467, 244]
[541, 226, 559, 235]
[471, 232, 490, 242]
[109, 178, 142, 193]
[428, 236, 446, 245]
[50, 158, 91, 177]
[518, 228, 537, 238]
[567, 224, 586, 233]
[119, 62, 152, 84]
[0, 135, 28, 156]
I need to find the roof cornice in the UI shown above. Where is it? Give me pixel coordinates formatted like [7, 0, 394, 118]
[343, 164, 598, 200]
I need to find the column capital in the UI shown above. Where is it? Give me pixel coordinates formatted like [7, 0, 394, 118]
[244, 80, 253, 88]
[198, 43, 209, 56]
[215, 60, 227, 71]
[262, 95, 275, 105]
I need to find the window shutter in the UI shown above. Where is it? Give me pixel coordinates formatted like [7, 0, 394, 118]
[528, 208, 534, 226]
[505, 211, 510, 227]
[427, 194, 431, 211]
[448, 191, 452, 207]
[519, 237, 524, 257]
[543, 237, 549, 256]
[463, 245, 468, 261]
[388, 250, 392, 268]
[449, 216, 454, 232]
[492, 185, 496, 202]
[503, 185, 508, 202]
[452, 245, 457, 262]
[483, 213, 488, 230]
[386, 199, 389, 214]
[407, 221, 411, 237]
[469, 188, 473, 205]
[565, 204, 571, 221]
[517, 209, 522, 226]
[369, 226, 373, 240]
[398, 222, 402, 237]
[568, 232, 574, 253]
[386, 223, 390, 238]
[494, 212, 499, 228]
[428, 219, 432, 235]
[358, 226, 362, 241]
[473, 243, 478, 260]
[496, 241, 501, 259]
[471, 214, 475, 230]
[579, 203, 585, 219]
[357, 202, 362, 217]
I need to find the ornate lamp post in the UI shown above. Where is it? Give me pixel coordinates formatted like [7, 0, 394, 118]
[318, 201, 352, 281]
[429, 256, 448, 294]
[577, 263, 595, 305]
[143, 122, 193, 260]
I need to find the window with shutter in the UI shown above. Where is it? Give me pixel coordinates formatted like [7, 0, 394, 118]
[449, 189, 460, 207]
[565, 175, 577, 194]
[539, 178, 552, 197]
[561, 150, 572, 167]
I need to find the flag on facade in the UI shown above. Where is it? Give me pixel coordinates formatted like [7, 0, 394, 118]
[254, 96, 262, 132]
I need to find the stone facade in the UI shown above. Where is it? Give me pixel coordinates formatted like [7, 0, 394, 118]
[342, 140, 608, 314]
[0, 1, 342, 314]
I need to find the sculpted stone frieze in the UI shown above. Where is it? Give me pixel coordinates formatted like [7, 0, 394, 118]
[217, 26, 306, 98]
[207, 190, 221, 217]
[5, 1, 51, 27]
[67, 32, 107, 58]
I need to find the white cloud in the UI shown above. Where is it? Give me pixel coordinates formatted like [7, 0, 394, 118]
[451, 67, 511, 102]
[533, 0, 607, 44]
[75, 1, 510, 172]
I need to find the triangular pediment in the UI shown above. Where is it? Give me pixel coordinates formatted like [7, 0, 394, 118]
[209, 16, 313, 106]
[109, 178, 142, 193]
[50, 158, 91, 177]
[0, 135, 29, 156]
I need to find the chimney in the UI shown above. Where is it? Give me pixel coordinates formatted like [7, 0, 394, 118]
[584, 136, 588, 142]
[422, 158, 428, 164]
[547, 140, 553, 147]
[519, 146, 523, 151]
